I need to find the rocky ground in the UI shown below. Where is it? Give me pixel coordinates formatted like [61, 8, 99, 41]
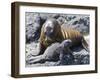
[25, 12, 90, 67]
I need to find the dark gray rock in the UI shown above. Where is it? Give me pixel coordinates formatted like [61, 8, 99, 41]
[26, 14, 42, 43]
[51, 14, 60, 19]
[61, 16, 89, 35]
[66, 15, 76, 21]
[72, 46, 90, 64]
